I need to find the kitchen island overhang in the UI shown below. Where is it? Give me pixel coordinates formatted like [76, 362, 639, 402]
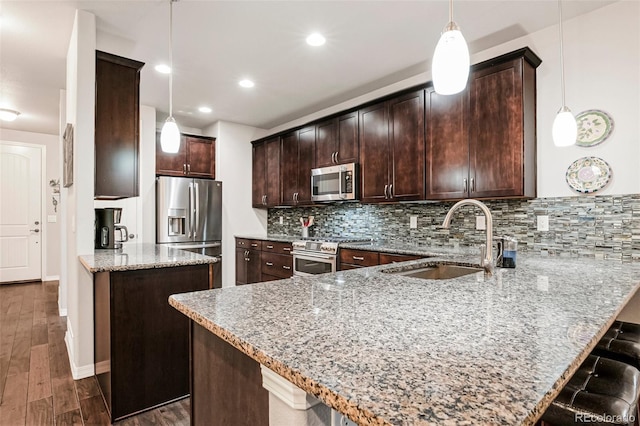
[169, 253, 640, 425]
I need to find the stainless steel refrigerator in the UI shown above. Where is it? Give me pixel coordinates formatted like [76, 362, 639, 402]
[156, 176, 222, 287]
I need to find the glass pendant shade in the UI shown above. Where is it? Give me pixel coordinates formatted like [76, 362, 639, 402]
[432, 23, 470, 95]
[161, 116, 180, 153]
[552, 107, 577, 147]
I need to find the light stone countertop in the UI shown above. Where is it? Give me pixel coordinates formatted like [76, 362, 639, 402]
[169, 251, 640, 425]
[79, 243, 219, 273]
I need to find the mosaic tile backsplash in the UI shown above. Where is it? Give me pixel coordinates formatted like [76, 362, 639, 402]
[267, 195, 640, 260]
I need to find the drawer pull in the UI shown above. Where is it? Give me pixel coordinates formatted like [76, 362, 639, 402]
[353, 256, 365, 261]
[266, 245, 274, 249]
[282, 266, 291, 270]
[283, 247, 291, 251]
[266, 262, 274, 266]
[251, 243, 258, 247]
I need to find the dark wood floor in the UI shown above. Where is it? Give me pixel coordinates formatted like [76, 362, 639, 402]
[0, 281, 190, 425]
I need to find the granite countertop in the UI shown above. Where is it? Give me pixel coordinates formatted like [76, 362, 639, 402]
[79, 243, 219, 273]
[170, 252, 640, 425]
[339, 240, 481, 257]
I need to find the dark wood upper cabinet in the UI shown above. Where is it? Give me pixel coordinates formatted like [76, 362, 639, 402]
[281, 127, 315, 206]
[156, 133, 215, 178]
[425, 89, 469, 200]
[297, 126, 315, 204]
[95, 51, 144, 199]
[252, 137, 281, 208]
[315, 111, 358, 168]
[426, 48, 539, 200]
[468, 56, 537, 198]
[359, 89, 425, 203]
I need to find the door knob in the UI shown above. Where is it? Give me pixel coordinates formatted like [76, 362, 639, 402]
[34, 221, 40, 225]
[30, 229, 40, 233]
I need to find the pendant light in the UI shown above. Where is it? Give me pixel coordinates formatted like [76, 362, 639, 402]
[160, 0, 181, 153]
[552, 0, 577, 147]
[432, 0, 470, 95]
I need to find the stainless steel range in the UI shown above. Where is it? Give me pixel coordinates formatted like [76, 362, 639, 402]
[291, 238, 370, 276]
[292, 240, 338, 276]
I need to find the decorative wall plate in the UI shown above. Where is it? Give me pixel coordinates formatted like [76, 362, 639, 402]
[575, 109, 614, 147]
[566, 157, 611, 193]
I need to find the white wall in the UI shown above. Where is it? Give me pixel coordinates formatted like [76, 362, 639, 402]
[63, 9, 96, 379]
[0, 128, 60, 281]
[203, 121, 268, 287]
[267, 1, 640, 198]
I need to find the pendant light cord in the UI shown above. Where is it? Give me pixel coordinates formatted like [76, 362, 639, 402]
[449, 0, 453, 22]
[558, 0, 566, 107]
[169, 0, 174, 118]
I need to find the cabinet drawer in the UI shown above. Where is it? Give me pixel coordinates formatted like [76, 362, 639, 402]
[261, 252, 293, 279]
[379, 253, 423, 265]
[339, 249, 379, 267]
[236, 238, 262, 250]
[261, 241, 293, 255]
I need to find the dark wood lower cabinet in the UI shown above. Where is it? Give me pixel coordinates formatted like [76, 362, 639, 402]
[191, 322, 269, 426]
[94, 265, 209, 422]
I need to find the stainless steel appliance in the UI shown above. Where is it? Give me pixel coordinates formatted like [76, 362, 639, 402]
[95, 208, 129, 249]
[292, 240, 339, 276]
[311, 163, 357, 202]
[156, 176, 222, 288]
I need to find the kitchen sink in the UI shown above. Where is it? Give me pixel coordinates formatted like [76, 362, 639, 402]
[386, 263, 484, 280]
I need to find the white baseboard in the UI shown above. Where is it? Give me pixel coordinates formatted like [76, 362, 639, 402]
[44, 275, 60, 282]
[64, 330, 94, 380]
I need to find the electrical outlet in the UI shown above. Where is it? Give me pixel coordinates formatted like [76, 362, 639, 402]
[537, 215, 549, 231]
[476, 215, 486, 230]
[279, 216, 284, 225]
[409, 216, 418, 229]
[47, 215, 57, 223]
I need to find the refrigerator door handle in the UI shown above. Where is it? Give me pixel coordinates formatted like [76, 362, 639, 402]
[194, 182, 200, 239]
[188, 183, 194, 238]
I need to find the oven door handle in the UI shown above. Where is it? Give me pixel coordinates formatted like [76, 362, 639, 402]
[292, 252, 335, 261]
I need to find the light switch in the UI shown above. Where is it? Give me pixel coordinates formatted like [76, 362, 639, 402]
[537, 215, 549, 231]
[409, 216, 418, 229]
[47, 215, 57, 223]
[476, 215, 486, 230]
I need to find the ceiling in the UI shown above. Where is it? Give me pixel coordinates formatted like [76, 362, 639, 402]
[0, 0, 617, 136]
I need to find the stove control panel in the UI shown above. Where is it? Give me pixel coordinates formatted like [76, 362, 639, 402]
[292, 240, 339, 255]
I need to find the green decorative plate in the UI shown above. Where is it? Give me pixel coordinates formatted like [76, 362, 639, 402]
[576, 109, 614, 147]
[566, 156, 611, 194]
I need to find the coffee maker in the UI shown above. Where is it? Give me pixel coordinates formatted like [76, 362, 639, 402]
[95, 208, 129, 249]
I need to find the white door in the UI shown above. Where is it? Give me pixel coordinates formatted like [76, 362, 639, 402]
[0, 143, 42, 283]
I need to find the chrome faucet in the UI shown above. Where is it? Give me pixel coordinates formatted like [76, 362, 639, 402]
[442, 199, 494, 275]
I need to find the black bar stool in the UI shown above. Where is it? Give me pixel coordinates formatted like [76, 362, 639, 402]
[541, 355, 640, 426]
[593, 321, 640, 370]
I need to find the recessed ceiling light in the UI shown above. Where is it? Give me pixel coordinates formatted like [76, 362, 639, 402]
[155, 64, 171, 74]
[306, 33, 326, 47]
[198, 106, 212, 113]
[238, 79, 255, 88]
[0, 108, 20, 122]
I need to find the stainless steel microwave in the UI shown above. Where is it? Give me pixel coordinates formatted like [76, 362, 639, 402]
[311, 163, 357, 202]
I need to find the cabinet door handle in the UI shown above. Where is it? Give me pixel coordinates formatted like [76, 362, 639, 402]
[353, 256, 365, 261]
[389, 184, 393, 198]
[263, 195, 267, 206]
[266, 262, 274, 266]
[463, 178, 468, 193]
[295, 193, 299, 203]
[384, 184, 389, 199]
[282, 265, 291, 270]
[183, 164, 187, 174]
[283, 247, 291, 251]
[470, 178, 475, 192]
[331, 152, 335, 164]
[187, 164, 191, 173]
[245, 250, 249, 257]
[266, 245, 274, 249]
[335, 151, 339, 163]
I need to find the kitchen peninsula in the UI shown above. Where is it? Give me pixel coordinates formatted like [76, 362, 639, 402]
[170, 250, 640, 425]
[79, 243, 219, 422]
